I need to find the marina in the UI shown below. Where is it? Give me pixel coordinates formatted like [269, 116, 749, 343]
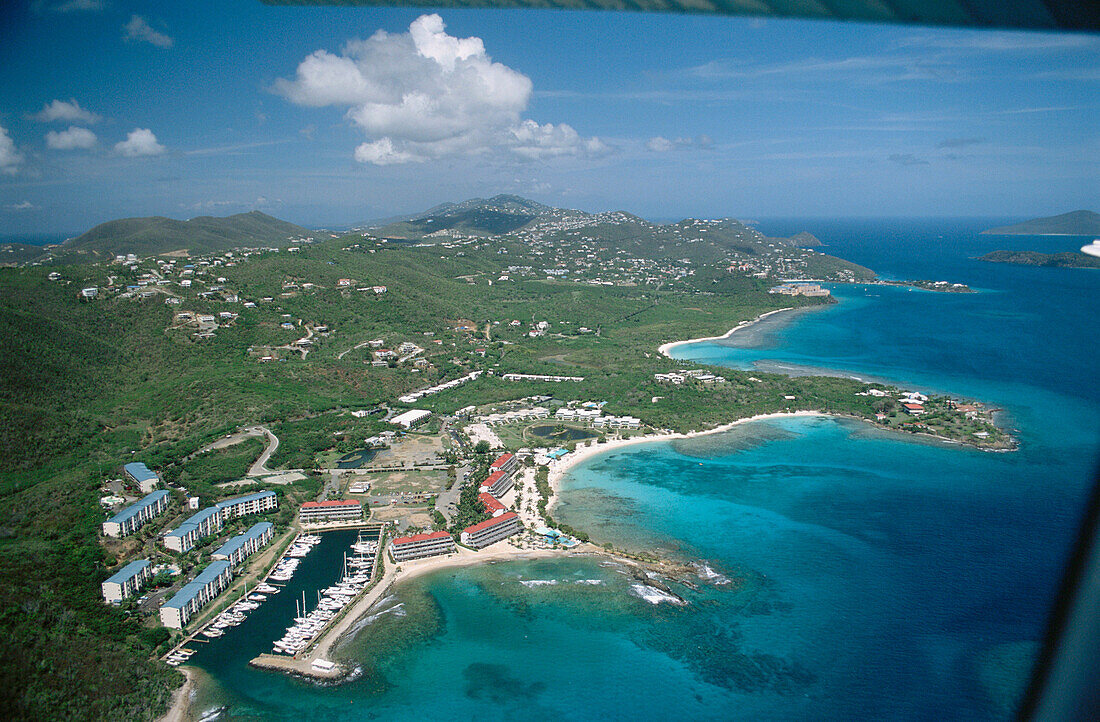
[164, 526, 385, 675]
[272, 532, 381, 656]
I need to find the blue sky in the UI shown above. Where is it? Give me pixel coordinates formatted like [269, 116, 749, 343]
[0, 1, 1097, 236]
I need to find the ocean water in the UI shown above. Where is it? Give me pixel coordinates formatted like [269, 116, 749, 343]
[186, 219, 1100, 720]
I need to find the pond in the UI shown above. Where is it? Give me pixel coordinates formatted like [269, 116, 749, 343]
[528, 424, 599, 442]
[335, 448, 378, 469]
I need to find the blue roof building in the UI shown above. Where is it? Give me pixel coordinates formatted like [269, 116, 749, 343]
[102, 489, 171, 538]
[159, 560, 232, 629]
[124, 462, 160, 493]
[101, 559, 152, 604]
[212, 522, 275, 566]
[216, 490, 278, 519]
[163, 506, 223, 553]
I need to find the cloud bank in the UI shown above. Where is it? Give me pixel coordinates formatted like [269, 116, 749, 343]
[46, 126, 97, 150]
[275, 14, 606, 165]
[115, 128, 165, 156]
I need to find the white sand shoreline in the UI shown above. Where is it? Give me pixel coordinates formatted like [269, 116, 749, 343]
[656, 307, 797, 358]
[546, 410, 828, 515]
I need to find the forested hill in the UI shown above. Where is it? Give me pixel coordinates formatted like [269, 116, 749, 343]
[42, 211, 315, 263]
[367, 195, 857, 275]
[981, 210, 1100, 236]
[979, 250, 1100, 269]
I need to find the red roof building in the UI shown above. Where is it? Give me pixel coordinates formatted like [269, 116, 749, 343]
[389, 529, 456, 562]
[479, 469, 515, 498]
[479, 492, 506, 517]
[461, 511, 522, 549]
[489, 453, 517, 471]
[299, 498, 363, 524]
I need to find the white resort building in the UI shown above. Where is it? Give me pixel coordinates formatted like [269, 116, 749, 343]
[479, 469, 515, 498]
[389, 530, 457, 562]
[163, 506, 223, 553]
[215, 490, 278, 519]
[211, 522, 275, 566]
[461, 512, 523, 549]
[124, 462, 160, 493]
[101, 559, 152, 604]
[102, 489, 171, 538]
[159, 560, 232, 629]
[299, 499, 363, 525]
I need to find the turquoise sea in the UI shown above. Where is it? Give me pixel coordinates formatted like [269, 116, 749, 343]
[185, 219, 1100, 720]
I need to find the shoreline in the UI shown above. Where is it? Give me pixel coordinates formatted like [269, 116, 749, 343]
[247, 544, 564, 681]
[656, 307, 797, 358]
[546, 410, 828, 516]
[157, 667, 194, 722]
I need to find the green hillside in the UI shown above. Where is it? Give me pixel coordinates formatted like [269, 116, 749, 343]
[979, 250, 1100, 268]
[49, 211, 315, 261]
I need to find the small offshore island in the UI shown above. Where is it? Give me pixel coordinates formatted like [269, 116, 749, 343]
[0, 197, 1015, 721]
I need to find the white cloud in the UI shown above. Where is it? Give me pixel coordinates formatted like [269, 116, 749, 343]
[124, 15, 173, 48]
[645, 135, 712, 152]
[115, 128, 165, 157]
[275, 14, 604, 165]
[46, 126, 97, 150]
[5, 200, 36, 211]
[34, 98, 101, 124]
[0, 125, 23, 174]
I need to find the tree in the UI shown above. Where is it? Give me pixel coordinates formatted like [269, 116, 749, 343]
[474, 440, 490, 455]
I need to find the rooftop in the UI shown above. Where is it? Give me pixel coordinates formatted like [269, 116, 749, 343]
[392, 530, 452, 545]
[161, 560, 231, 610]
[106, 489, 170, 525]
[462, 511, 519, 536]
[301, 499, 361, 508]
[124, 462, 158, 483]
[104, 558, 150, 585]
[212, 522, 273, 558]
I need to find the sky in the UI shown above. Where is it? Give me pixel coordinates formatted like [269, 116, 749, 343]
[0, 1, 1097, 236]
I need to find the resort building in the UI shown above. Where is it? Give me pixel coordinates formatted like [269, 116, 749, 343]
[215, 490, 278, 519]
[478, 469, 515, 499]
[211, 522, 275, 567]
[102, 489, 171, 538]
[299, 499, 363, 525]
[389, 530, 457, 562]
[460, 512, 523, 549]
[124, 462, 160, 493]
[390, 409, 432, 429]
[479, 492, 506, 517]
[101, 559, 152, 604]
[489, 453, 519, 475]
[159, 560, 232, 629]
[163, 506, 224, 553]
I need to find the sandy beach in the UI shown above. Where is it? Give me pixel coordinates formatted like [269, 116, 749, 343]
[545, 410, 828, 515]
[157, 667, 194, 722]
[656, 307, 796, 358]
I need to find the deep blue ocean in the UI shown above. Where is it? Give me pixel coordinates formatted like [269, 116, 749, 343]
[186, 219, 1100, 721]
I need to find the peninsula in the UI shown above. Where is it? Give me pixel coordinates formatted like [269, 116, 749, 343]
[981, 210, 1100, 236]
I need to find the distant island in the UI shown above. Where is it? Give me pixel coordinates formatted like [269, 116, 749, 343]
[981, 210, 1100, 236]
[979, 250, 1100, 269]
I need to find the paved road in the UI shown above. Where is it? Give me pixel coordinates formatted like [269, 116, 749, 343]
[247, 427, 280, 476]
[435, 464, 467, 522]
